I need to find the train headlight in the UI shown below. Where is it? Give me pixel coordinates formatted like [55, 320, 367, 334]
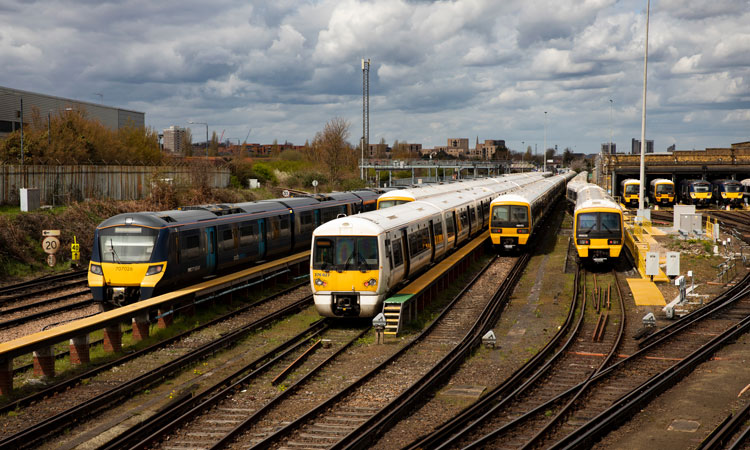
[577, 239, 590, 245]
[90, 264, 103, 275]
[145, 265, 163, 276]
[517, 228, 529, 234]
[608, 239, 621, 245]
[364, 278, 377, 287]
[315, 278, 327, 287]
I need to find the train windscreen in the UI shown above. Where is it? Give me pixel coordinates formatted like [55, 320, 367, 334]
[624, 184, 639, 195]
[378, 199, 409, 209]
[724, 184, 742, 192]
[693, 183, 710, 193]
[576, 212, 621, 237]
[656, 184, 673, 194]
[313, 236, 379, 271]
[491, 205, 529, 228]
[99, 227, 158, 263]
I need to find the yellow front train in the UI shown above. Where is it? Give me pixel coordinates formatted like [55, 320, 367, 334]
[620, 179, 640, 207]
[649, 178, 675, 206]
[568, 179, 624, 262]
[490, 173, 573, 250]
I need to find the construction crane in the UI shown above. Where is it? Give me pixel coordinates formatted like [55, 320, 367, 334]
[219, 129, 225, 142]
[244, 128, 252, 144]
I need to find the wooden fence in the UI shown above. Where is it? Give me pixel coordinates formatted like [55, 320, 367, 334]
[0, 164, 230, 205]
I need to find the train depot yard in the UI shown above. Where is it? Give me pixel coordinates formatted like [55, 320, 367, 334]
[0, 169, 749, 449]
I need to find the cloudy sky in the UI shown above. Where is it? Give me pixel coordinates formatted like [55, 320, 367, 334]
[2, 0, 749, 154]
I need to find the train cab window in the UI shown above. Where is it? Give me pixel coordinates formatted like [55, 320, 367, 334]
[512, 207, 528, 223]
[624, 184, 639, 195]
[313, 236, 379, 271]
[98, 226, 159, 263]
[694, 184, 710, 193]
[392, 239, 404, 267]
[600, 213, 621, 232]
[725, 184, 742, 192]
[656, 184, 674, 194]
[577, 213, 598, 234]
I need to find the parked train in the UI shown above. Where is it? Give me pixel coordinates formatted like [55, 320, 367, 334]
[376, 172, 548, 209]
[489, 172, 575, 250]
[88, 190, 383, 306]
[649, 179, 675, 206]
[568, 172, 624, 263]
[711, 179, 744, 207]
[620, 179, 640, 207]
[310, 176, 547, 318]
[678, 179, 712, 206]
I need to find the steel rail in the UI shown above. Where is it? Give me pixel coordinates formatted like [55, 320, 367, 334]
[0, 270, 87, 297]
[553, 306, 750, 450]
[0, 289, 91, 316]
[0, 281, 309, 417]
[0, 298, 95, 330]
[240, 252, 505, 450]
[443, 265, 589, 450]
[515, 271, 627, 449]
[101, 319, 333, 450]
[0, 279, 88, 305]
[403, 263, 582, 450]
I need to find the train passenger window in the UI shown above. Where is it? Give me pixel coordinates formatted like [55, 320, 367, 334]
[444, 213, 455, 239]
[239, 224, 255, 246]
[392, 239, 404, 267]
[459, 211, 468, 229]
[182, 234, 201, 260]
[300, 212, 313, 226]
[222, 229, 233, 242]
[280, 216, 290, 230]
[433, 222, 443, 245]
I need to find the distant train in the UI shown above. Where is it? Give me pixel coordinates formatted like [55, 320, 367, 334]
[376, 173, 547, 209]
[649, 179, 675, 206]
[679, 179, 712, 206]
[620, 179, 640, 207]
[489, 172, 575, 250]
[310, 176, 548, 318]
[568, 172, 624, 263]
[88, 190, 383, 306]
[711, 179, 744, 207]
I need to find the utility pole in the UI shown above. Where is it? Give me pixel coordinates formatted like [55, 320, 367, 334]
[638, 0, 650, 211]
[543, 111, 547, 173]
[362, 58, 370, 180]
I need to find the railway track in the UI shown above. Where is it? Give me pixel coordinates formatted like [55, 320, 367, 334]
[404, 267, 624, 450]
[195, 253, 525, 449]
[0, 269, 87, 298]
[0, 283, 314, 449]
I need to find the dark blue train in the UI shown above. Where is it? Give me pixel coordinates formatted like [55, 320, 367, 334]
[88, 190, 381, 306]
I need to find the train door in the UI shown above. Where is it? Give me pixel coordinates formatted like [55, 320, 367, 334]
[428, 220, 436, 262]
[400, 229, 410, 278]
[314, 209, 321, 227]
[258, 219, 267, 259]
[205, 226, 217, 273]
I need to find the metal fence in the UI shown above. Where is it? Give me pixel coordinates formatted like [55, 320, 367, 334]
[0, 164, 230, 205]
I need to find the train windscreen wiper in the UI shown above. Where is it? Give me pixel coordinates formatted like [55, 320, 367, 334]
[108, 239, 122, 264]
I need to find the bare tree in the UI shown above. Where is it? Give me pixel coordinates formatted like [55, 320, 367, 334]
[312, 118, 354, 186]
[181, 128, 193, 156]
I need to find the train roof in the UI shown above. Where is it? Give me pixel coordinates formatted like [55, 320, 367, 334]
[621, 178, 640, 184]
[650, 178, 674, 184]
[377, 173, 547, 203]
[575, 185, 621, 212]
[314, 200, 444, 236]
[97, 209, 219, 228]
[492, 175, 567, 205]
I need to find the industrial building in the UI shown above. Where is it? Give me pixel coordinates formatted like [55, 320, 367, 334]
[0, 85, 144, 139]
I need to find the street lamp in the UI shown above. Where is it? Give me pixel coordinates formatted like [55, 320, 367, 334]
[188, 121, 209, 160]
[543, 111, 548, 173]
[638, 0, 651, 212]
[609, 99, 614, 154]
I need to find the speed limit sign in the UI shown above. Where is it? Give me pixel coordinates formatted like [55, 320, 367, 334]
[42, 236, 60, 254]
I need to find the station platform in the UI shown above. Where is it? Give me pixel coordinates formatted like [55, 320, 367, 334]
[382, 231, 488, 335]
[626, 278, 666, 306]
